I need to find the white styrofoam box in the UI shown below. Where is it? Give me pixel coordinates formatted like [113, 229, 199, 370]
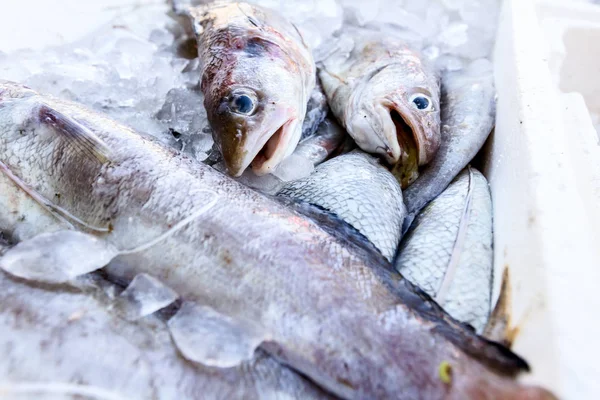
[487, 0, 600, 398]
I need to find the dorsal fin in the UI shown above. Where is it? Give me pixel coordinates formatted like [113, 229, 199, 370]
[276, 196, 389, 264]
[278, 196, 529, 376]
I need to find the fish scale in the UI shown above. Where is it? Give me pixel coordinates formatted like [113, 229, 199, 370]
[278, 151, 405, 261]
[395, 167, 493, 332]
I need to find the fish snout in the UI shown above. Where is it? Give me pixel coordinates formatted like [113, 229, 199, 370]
[250, 117, 301, 176]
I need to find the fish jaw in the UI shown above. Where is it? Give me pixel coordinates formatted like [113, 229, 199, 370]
[384, 99, 440, 167]
[218, 106, 296, 178]
[251, 117, 301, 176]
[347, 97, 440, 169]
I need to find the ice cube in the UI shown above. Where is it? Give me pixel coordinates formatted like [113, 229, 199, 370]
[115, 273, 179, 321]
[168, 302, 266, 368]
[438, 22, 469, 49]
[0, 231, 118, 284]
[435, 54, 465, 72]
[342, 0, 382, 25]
[422, 45, 441, 61]
[272, 154, 315, 182]
[233, 167, 286, 194]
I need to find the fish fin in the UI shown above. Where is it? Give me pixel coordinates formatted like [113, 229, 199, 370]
[278, 197, 392, 265]
[483, 267, 517, 347]
[435, 166, 474, 303]
[168, 301, 268, 368]
[0, 230, 118, 284]
[282, 195, 528, 376]
[0, 160, 109, 233]
[38, 103, 112, 164]
[115, 273, 179, 321]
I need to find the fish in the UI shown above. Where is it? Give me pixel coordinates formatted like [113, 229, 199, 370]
[395, 167, 493, 333]
[0, 270, 332, 400]
[318, 29, 441, 183]
[402, 59, 496, 231]
[300, 78, 330, 141]
[174, 1, 316, 177]
[0, 82, 554, 400]
[293, 117, 347, 166]
[278, 150, 405, 261]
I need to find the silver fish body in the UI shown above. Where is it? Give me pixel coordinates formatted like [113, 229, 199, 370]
[293, 117, 347, 166]
[318, 30, 441, 174]
[0, 82, 551, 400]
[403, 60, 496, 231]
[278, 151, 405, 261]
[177, 2, 316, 177]
[0, 271, 331, 400]
[395, 167, 493, 333]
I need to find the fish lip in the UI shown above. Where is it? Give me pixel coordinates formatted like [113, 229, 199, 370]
[250, 118, 299, 176]
[384, 101, 427, 165]
[223, 109, 294, 177]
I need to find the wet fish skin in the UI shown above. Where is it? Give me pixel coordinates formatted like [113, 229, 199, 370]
[0, 82, 553, 400]
[0, 271, 332, 400]
[293, 117, 347, 166]
[178, 2, 316, 177]
[318, 30, 441, 168]
[278, 150, 405, 261]
[395, 167, 493, 333]
[403, 60, 496, 232]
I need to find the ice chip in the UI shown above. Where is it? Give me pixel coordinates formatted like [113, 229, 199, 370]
[435, 55, 465, 72]
[115, 273, 179, 321]
[0, 231, 118, 284]
[168, 302, 267, 368]
[422, 45, 441, 61]
[235, 169, 286, 195]
[342, 0, 382, 25]
[272, 154, 315, 182]
[467, 58, 494, 76]
[438, 23, 469, 49]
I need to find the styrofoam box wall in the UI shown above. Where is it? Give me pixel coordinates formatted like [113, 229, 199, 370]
[0, 0, 599, 398]
[487, 0, 600, 398]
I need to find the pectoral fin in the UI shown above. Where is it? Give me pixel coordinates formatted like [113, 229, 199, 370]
[38, 103, 112, 164]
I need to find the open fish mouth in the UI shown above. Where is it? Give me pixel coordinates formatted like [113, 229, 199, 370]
[389, 108, 420, 188]
[251, 118, 298, 176]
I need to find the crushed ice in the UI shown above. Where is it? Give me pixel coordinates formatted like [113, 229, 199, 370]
[115, 273, 179, 321]
[0, 231, 118, 284]
[168, 302, 266, 368]
[0, 0, 500, 193]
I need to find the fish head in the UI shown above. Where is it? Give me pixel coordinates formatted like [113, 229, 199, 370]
[346, 64, 441, 167]
[204, 55, 306, 178]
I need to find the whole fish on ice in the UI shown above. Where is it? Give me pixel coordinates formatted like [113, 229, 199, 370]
[318, 29, 441, 187]
[403, 59, 496, 231]
[174, 1, 316, 177]
[395, 167, 493, 333]
[0, 82, 554, 400]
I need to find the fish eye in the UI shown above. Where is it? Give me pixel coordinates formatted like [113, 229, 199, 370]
[231, 94, 256, 115]
[409, 94, 433, 111]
